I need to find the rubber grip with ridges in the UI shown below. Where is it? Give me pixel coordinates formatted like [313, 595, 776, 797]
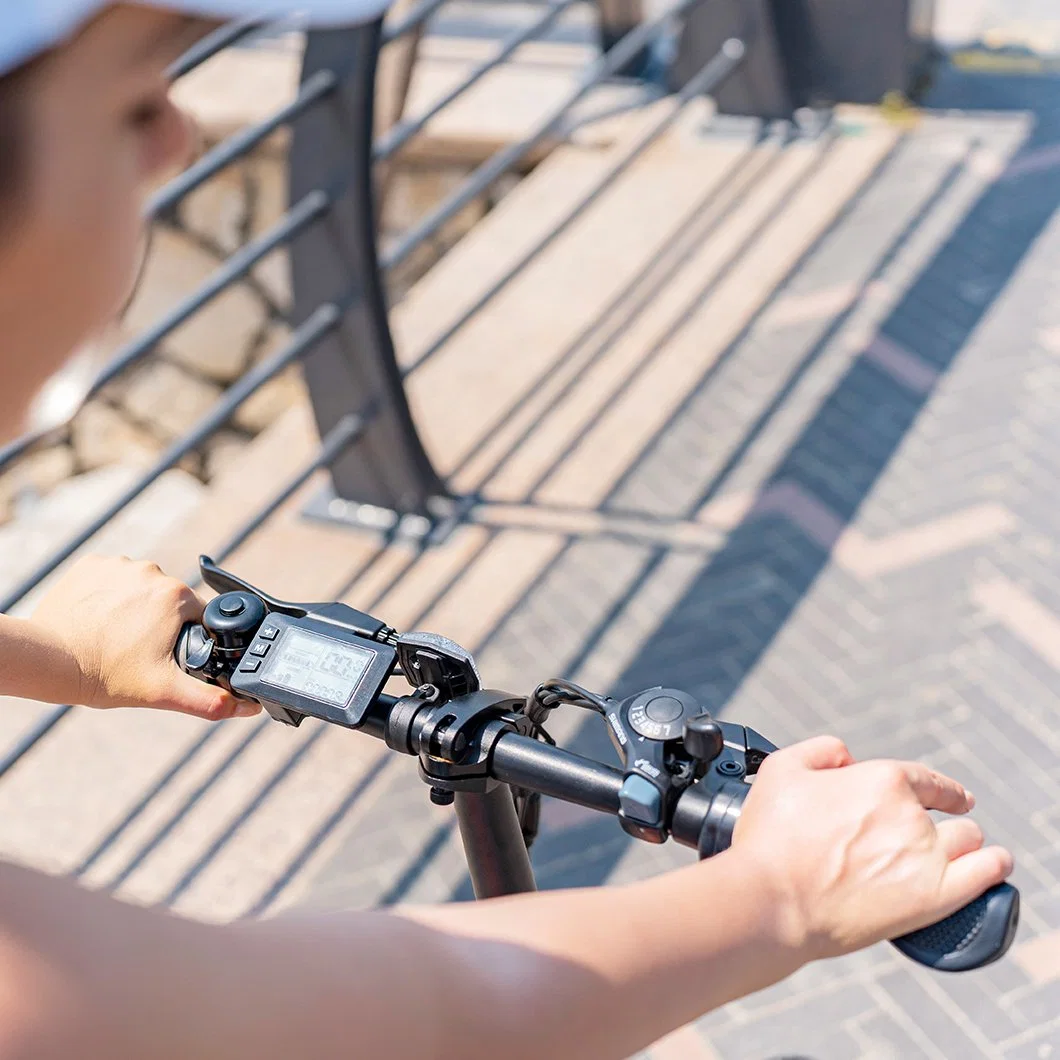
[891, 882, 1019, 972]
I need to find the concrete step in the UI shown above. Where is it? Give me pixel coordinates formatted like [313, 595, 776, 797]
[396, 104, 900, 501]
[174, 21, 635, 171]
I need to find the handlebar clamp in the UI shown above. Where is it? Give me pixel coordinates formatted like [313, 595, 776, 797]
[392, 690, 533, 796]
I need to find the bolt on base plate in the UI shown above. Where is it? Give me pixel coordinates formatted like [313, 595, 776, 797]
[302, 482, 471, 546]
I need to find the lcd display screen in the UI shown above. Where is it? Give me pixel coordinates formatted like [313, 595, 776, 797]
[262, 628, 374, 708]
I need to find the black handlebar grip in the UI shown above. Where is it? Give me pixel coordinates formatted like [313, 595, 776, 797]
[696, 784, 1020, 972]
[892, 882, 1019, 972]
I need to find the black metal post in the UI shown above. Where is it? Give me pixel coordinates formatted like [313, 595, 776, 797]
[455, 787, 538, 898]
[597, 0, 648, 77]
[670, 0, 791, 119]
[289, 22, 447, 528]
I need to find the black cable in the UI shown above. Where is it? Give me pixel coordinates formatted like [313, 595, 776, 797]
[530, 678, 611, 715]
[522, 678, 613, 744]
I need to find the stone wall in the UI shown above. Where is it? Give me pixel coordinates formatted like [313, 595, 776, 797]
[0, 46, 520, 525]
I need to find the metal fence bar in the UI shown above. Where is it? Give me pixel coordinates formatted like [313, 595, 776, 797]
[94, 192, 330, 393]
[0, 305, 340, 615]
[0, 425, 64, 477]
[380, 0, 710, 272]
[167, 16, 261, 79]
[0, 413, 367, 799]
[400, 36, 747, 378]
[373, 0, 580, 162]
[148, 72, 337, 218]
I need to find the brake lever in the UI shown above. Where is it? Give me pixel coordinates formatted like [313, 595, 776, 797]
[197, 556, 395, 642]
[198, 555, 308, 617]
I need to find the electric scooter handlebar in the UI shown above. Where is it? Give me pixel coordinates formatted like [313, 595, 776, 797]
[175, 556, 1019, 975]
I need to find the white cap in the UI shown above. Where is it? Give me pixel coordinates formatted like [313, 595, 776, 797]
[1, 2, 393, 77]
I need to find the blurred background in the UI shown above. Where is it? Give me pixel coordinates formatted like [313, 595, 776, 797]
[1, 0, 1059, 1056]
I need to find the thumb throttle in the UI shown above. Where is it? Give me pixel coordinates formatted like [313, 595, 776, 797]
[175, 621, 214, 676]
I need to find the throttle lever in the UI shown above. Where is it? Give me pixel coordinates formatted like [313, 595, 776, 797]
[175, 622, 213, 673]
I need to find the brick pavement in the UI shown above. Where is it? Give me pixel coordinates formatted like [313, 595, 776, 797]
[293, 69, 1060, 1058]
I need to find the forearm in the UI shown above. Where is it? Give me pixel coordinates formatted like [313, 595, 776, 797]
[0, 853, 801, 1060]
[0, 614, 82, 705]
[390, 852, 802, 1058]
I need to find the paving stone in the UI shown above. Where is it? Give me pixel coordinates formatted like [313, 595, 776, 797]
[877, 969, 994, 1057]
[710, 1018, 864, 1060]
[1001, 1022, 1060, 1060]
[932, 972, 1028, 1043]
[1009, 980, 1060, 1028]
[856, 1010, 942, 1060]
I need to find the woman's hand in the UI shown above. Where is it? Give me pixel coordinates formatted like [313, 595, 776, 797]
[22, 554, 258, 720]
[732, 735, 1013, 961]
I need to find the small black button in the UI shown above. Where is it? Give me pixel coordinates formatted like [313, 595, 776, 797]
[259, 624, 279, 641]
[219, 597, 246, 617]
[645, 696, 684, 724]
[239, 659, 261, 673]
[249, 642, 270, 657]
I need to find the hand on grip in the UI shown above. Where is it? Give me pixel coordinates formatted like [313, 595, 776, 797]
[892, 882, 1019, 971]
[703, 737, 1016, 975]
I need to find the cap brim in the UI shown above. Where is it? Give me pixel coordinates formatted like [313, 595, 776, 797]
[0, 0, 393, 78]
[154, 1, 393, 25]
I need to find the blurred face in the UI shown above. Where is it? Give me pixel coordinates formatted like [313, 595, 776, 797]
[0, 5, 211, 443]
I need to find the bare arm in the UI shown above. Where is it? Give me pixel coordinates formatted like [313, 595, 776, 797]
[0, 738, 1012, 1060]
[0, 615, 83, 706]
[0, 853, 795, 1060]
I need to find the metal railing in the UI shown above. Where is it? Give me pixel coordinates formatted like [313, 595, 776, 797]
[293, 0, 750, 528]
[0, 0, 749, 888]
